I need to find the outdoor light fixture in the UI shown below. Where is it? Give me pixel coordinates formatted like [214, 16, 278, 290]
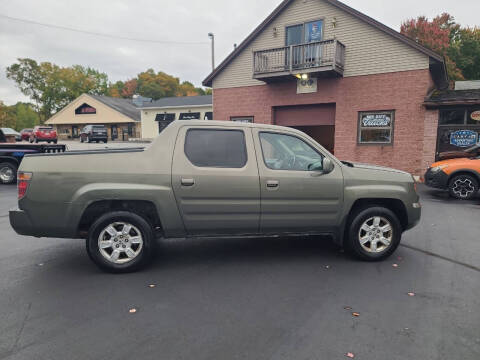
[332, 17, 337, 28]
[301, 74, 309, 80]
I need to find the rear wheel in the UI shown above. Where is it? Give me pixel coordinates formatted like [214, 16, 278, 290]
[35, 138, 39, 143]
[0, 162, 17, 184]
[53, 139, 57, 144]
[86, 211, 155, 273]
[345, 206, 402, 261]
[449, 174, 479, 200]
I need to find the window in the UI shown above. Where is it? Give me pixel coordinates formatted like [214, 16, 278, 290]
[259, 132, 324, 171]
[155, 113, 175, 121]
[439, 109, 465, 125]
[231, 116, 254, 123]
[286, 20, 323, 46]
[204, 112, 213, 120]
[185, 129, 247, 168]
[358, 111, 394, 144]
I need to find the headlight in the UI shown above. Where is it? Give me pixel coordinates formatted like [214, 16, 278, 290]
[430, 165, 448, 173]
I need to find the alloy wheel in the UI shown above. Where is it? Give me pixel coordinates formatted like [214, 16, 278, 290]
[0, 166, 14, 183]
[452, 178, 476, 199]
[97, 222, 144, 264]
[358, 216, 393, 253]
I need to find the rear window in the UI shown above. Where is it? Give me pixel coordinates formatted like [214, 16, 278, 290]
[39, 127, 53, 131]
[184, 129, 247, 168]
[92, 125, 105, 129]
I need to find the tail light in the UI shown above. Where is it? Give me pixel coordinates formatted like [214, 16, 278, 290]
[18, 172, 33, 199]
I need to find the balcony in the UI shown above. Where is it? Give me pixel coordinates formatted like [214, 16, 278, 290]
[253, 39, 346, 82]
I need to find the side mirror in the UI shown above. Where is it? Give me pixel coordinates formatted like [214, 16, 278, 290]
[322, 157, 334, 174]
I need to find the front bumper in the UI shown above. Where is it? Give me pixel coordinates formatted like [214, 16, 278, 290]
[424, 168, 449, 189]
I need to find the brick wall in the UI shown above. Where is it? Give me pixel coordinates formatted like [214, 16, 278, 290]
[213, 69, 437, 175]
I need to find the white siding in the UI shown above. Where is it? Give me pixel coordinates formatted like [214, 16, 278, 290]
[141, 106, 213, 139]
[213, 0, 429, 89]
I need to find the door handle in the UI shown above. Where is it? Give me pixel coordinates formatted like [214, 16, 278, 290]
[181, 178, 195, 187]
[266, 180, 279, 189]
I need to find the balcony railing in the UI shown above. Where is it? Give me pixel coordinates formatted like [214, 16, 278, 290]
[253, 39, 345, 80]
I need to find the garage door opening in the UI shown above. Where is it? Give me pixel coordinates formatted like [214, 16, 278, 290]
[274, 104, 336, 154]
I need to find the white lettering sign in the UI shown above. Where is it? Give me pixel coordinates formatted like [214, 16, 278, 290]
[361, 114, 391, 127]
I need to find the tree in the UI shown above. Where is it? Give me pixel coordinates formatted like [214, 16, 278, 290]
[15, 103, 40, 130]
[448, 27, 480, 80]
[6, 58, 109, 121]
[401, 13, 464, 81]
[108, 70, 210, 99]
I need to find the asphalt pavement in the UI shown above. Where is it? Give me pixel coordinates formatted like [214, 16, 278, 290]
[0, 184, 478, 360]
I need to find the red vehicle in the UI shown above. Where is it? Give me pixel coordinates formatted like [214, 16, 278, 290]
[20, 128, 33, 141]
[29, 126, 58, 144]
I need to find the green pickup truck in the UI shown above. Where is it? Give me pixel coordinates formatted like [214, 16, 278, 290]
[10, 120, 421, 273]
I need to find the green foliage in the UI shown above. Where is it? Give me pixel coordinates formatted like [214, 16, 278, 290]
[401, 14, 480, 81]
[5, 58, 210, 122]
[6, 58, 109, 121]
[448, 28, 480, 80]
[108, 70, 211, 99]
[0, 101, 40, 130]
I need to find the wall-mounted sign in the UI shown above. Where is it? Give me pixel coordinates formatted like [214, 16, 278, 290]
[361, 113, 391, 127]
[450, 130, 478, 147]
[297, 78, 317, 94]
[179, 112, 200, 120]
[75, 103, 96, 115]
[471, 111, 480, 121]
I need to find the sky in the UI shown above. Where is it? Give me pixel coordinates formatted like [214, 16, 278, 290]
[0, 0, 479, 105]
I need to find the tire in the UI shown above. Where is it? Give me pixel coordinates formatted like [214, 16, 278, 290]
[345, 206, 402, 261]
[0, 162, 18, 184]
[96, 140, 99, 143]
[448, 174, 479, 200]
[80, 136, 84, 143]
[103, 140, 108, 144]
[47, 141, 51, 144]
[35, 138, 39, 143]
[53, 139, 57, 144]
[87, 136, 91, 143]
[86, 211, 155, 273]
[29, 138, 33, 143]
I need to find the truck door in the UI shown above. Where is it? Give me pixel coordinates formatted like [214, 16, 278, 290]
[252, 129, 344, 234]
[172, 126, 260, 236]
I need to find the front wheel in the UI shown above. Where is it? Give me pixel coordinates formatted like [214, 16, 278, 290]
[448, 174, 479, 200]
[0, 162, 17, 184]
[345, 206, 402, 261]
[86, 211, 155, 273]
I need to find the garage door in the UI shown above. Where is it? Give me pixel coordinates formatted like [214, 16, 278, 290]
[274, 104, 335, 126]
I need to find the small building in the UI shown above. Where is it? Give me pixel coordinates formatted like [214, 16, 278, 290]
[140, 95, 212, 139]
[46, 94, 142, 141]
[202, 0, 450, 175]
[424, 81, 480, 159]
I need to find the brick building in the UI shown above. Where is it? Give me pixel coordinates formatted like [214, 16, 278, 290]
[203, 0, 450, 175]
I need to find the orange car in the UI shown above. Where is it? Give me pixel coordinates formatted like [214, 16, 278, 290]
[425, 157, 480, 199]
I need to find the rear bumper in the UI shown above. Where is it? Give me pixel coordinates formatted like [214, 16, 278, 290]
[9, 209, 34, 236]
[87, 134, 108, 141]
[424, 168, 449, 189]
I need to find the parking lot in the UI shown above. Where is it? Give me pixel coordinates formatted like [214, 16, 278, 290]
[0, 179, 479, 359]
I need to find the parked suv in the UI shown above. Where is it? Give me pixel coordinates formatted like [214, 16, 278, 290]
[10, 121, 421, 273]
[30, 126, 57, 143]
[80, 125, 108, 143]
[425, 156, 480, 200]
[20, 128, 33, 141]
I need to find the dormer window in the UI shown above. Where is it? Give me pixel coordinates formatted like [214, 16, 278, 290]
[75, 103, 96, 115]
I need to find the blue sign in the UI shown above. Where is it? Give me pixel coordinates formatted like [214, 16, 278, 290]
[450, 130, 478, 147]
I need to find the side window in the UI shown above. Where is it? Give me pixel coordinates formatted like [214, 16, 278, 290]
[185, 129, 247, 168]
[259, 132, 324, 171]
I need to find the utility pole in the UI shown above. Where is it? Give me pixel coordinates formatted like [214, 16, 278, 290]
[208, 32, 215, 70]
